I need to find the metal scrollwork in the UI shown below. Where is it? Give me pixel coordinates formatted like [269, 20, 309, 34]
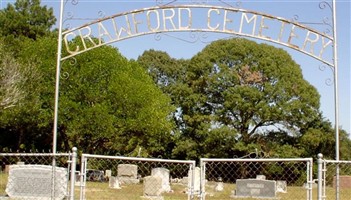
[156, 0, 178, 6]
[154, 32, 210, 44]
[162, 32, 210, 43]
[291, 14, 299, 23]
[218, 0, 242, 8]
[60, 72, 70, 80]
[319, 64, 334, 86]
[60, 57, 77, 80]
[63, 11, 74, 30]
[154, 33, 162, 41]
[319, 1, 333, 12]
[97, 10, 106, 19]
[191, 0, 209, 4]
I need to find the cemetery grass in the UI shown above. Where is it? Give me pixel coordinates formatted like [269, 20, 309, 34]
[81, 181, 351, 200]
[1, 175, 350, 199]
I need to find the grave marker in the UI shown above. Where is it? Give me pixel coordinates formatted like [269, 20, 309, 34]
[235, 179, 276, 198]
[6, 165, 67, 200]
[151, 168, 171, 192]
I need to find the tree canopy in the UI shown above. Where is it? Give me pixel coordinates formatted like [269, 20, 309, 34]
[0, 0, 350, 160]
[0, 0, 56, 40]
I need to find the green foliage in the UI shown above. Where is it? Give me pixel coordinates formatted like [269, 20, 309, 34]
[4, 35, 175, 156]
[137, 38, 343, 159]
[0, 0, 56, 40]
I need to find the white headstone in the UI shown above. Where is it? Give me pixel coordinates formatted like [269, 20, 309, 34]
[117, 164, 139, 184]
[215, 182, 224, 192]
[109, 176, 121, 189]
[276, 180, 287, 193]
[144, 176, 164, 199]
[105, 170, 112, 178]
[256, 175, 266, 180]
[6, 165, 67, 200]
[188, 167, 201, 193]
[151, 168, 171, 192]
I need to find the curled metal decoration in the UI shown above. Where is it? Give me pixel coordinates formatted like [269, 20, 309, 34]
[97, 10, 106, 19]
[154, 32, 210, 44]
[218, 0, 242, 8]
[154, 33, 162, 41]
[190, 0, 209, 4]
[319, 1, 333, 13]
[60, 72, 70, 80]
[291, 14, 299, 23]
[156, 0, 178, 6]
[60, 57, 77, 80]
[63, 11, 74, 30]
[319, 64, 334, 86]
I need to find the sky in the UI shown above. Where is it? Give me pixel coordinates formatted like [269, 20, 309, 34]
[1, 0, 350, 134]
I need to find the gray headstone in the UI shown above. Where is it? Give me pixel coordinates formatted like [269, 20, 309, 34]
[144, 176, 163, 197]
[117, 164, 139, 184]
[109, 176, 121, 189]
[151, 168, 171, 192]
[235, 179, 276, 198]
[276, 180, 287, 193]
[5, 165, 67, 200]
[256, 175, 266, 180]
[188, 167, 201, 193]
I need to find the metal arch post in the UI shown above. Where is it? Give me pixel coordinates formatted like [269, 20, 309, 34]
[52, 0, 65, 198]
[53, 0, 65, 155]
[331, 0, 340, 199]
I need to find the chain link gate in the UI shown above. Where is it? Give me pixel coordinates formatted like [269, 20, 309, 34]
[0, 150, 76, 199]
[317, 154, 351, 200]
[200, 158, 314, 200]
[78, 154, 196, 200]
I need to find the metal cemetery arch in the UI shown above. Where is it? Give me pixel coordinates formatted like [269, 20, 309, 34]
[53, 1, 340, 196]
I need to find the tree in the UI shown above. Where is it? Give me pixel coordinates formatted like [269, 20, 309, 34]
[138, 38, 322, 159]
[7, 35, 175, 156]
[0, 0, 56, 40]
[0, 41, 24, 109]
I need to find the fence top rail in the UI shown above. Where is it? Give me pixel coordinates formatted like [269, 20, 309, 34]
[0, 152, 71, 157]
[82, 154, 196, 165]
[323, 159, 351, 164]
[200, 157, 313, 163]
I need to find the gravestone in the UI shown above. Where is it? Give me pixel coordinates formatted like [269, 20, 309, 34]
[276, 180, 287, 193]
[105, 170, 112, 179]
[234, 179, 276, 198]
[333, 176, 351, 189]
[188, 167, 201, 193]
[109, 176, 121, 189]
[5, 164, 67, 200]
[117, 164, 139, 184]
[143, 176, 164, 200]
[151, 168, 171, 192]
[256, 175, 266, 180]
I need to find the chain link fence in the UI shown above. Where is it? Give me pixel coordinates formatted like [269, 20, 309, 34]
[318, 154, 351, 200]
[200, 158, 314, 200]
[0, 151, 75, 199]
[79, 154, 196, 200]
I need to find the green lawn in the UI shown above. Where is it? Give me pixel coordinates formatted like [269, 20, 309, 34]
[1, 174, 351, 199]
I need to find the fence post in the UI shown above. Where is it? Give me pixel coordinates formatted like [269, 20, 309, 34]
[69, 147, 78, 200]
[317, 153, 323, 200]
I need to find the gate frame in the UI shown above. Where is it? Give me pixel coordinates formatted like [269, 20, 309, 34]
[200, 157, 314, 200]
[317, 153, 351, 200]
[79, 154, 196, 200]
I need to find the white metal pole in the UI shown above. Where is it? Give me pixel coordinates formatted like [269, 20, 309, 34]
[53, 0, 65, 154]
[52, 0, 65, 198]
[332, 0, 340, 199]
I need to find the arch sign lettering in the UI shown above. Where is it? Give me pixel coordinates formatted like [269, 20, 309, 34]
[61, 5, 333, 66]
[54, 2, 339, 161]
